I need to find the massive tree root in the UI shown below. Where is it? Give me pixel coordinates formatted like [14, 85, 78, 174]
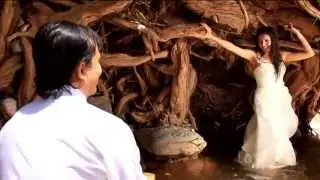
[0, 0, 319, 140]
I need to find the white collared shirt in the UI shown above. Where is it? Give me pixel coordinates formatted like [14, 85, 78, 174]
[0, 87, 146, 180]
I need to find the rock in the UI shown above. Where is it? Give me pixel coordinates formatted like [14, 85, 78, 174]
[310, 112, 320, 139]
[10, 39, 23, 54]
[135, 126, 207, 160]
[87, 94, 112, 113]
[1, 97, 17, 119]
[143, 172, 156, 180]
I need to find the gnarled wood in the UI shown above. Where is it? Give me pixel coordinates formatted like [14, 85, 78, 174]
[133, 66, 148, 96]
[0, 0, 19, 63]
[0, 0, 319, 138]
[101, 50, 169, 68]
[169, 39, 196, 126]
[0, 55, 22, 89]
[51, 1, 133, 25]
[17, 37, 36, 107]
[115, 92, 138, 116]
[296, 0, 320, 19]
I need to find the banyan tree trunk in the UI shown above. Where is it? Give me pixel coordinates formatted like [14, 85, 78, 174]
[165, 39, 198, 129]
[0, 0, 319, 138]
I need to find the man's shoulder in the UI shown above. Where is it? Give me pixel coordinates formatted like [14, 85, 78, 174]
[84, 103, 131, 132]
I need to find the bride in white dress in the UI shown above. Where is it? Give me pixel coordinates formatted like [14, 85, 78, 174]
[199, 23, 315, 169]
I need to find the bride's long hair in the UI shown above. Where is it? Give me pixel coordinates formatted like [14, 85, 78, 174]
[255, 26, 283, 76]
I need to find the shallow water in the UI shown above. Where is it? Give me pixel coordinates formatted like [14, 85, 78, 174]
[144, 114, 320, 180]
[145, 135, 320, 180]
[149, 137, 320, 180]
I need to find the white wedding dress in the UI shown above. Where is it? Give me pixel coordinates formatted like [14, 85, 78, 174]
[237, 57, 299, 169]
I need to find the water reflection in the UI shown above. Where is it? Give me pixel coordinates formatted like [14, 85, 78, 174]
[147, 137, 320, 180]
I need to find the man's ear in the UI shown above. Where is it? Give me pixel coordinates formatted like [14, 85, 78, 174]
[73, 61, 88, 83]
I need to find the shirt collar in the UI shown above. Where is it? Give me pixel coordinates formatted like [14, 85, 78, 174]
[60, 85, 87, 102]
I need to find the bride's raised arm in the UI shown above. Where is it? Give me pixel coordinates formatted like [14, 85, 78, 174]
[199, 23, 256, 63]
[281, 23, 315, 62]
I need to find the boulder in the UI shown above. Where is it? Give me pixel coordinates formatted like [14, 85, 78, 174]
[135, 126, 207, 161]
